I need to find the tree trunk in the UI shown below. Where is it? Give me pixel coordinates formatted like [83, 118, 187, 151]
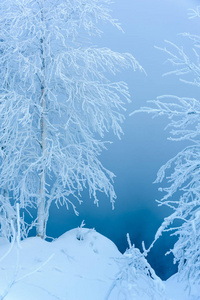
[37, 0, 47, 238]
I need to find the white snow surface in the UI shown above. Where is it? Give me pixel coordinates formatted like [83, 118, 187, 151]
[0, 228, 199, 300]
[165, 274, 200, 300]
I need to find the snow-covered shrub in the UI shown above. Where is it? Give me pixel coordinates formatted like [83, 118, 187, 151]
[106, 234, 166, 300]
[76, 221, 86, 241]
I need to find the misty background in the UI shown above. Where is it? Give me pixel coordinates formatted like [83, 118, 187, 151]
[44, 0, 199, 279]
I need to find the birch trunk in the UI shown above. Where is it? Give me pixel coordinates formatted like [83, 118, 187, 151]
[37, 0, 47, 238]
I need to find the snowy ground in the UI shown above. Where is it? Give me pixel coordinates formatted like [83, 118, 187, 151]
[0, 228, 199, 300]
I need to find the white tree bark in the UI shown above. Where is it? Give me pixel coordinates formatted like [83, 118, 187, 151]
[37, 0, 47, 238]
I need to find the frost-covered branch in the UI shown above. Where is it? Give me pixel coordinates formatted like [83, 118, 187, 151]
[154, 40, 200, 87]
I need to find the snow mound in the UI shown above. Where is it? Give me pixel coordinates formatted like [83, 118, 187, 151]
[165, 273, 200, 300]
[0, 228, 198, 300]
[0, 228, 121, 300]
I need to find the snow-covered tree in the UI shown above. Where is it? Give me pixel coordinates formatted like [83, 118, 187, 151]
[0, 0, 142, 239]
[134, 6, 200, 290]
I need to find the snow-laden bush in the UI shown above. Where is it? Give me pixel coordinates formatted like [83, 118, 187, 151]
[106, 234, 166, 300]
